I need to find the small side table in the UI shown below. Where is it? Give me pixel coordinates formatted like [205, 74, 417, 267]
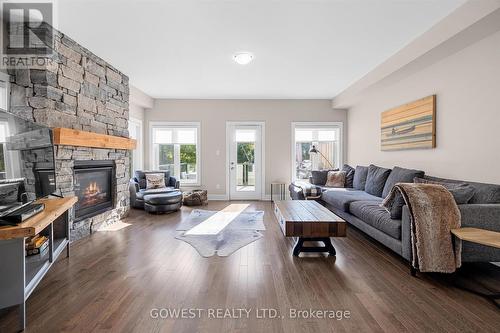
[270, 183, 286, 202]
[451, 227, 500, 308]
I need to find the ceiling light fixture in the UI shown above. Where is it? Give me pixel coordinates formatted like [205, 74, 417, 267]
[233, 52, 254, 65]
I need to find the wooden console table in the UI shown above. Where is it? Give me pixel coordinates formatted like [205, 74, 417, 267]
[0, 196, 77, 330]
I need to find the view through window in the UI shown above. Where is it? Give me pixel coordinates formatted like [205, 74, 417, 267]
[152, 124, 200, 185]
[293, 124, 342, 182]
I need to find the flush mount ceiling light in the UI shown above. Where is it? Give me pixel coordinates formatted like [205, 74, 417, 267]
[233, 52, 254, 65]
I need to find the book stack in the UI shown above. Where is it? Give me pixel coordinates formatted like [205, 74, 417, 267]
[25, 235, 49, 263]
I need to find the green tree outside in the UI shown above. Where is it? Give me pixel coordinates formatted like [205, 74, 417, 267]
[237, 143, 254, 164]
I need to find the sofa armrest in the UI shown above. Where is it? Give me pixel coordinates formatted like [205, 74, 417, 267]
[129, 179, 139, 207]
[130, 179, 139, 192]
[458, 204, 500, 232]
[167, 177, 180, 189]
[288, 183, 305, 200]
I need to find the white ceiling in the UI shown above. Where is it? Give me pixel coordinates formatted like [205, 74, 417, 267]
[57, 0, 465, 99]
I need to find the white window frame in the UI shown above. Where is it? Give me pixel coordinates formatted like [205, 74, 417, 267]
[291, 122, 343, 182]
[128, 117, 143, 173]
[0, 72, 10, 112]
[149, 121, 201, 186]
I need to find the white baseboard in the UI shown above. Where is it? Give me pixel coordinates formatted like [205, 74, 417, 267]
[207, 194, 287, 201]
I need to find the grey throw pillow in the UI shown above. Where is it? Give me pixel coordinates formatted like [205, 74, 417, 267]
[353, 166, 368, 190]
[365, 164, 391, 197]
[385, 192, 407, 220]
[414, 178, 475, 204]
[310, 169, 338, 185]
[341, 164, 355, 188]
[382, 166, 425, 198]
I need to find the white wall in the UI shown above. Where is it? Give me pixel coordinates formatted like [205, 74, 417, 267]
[129, 86, 154, 171]
[144, 99, 347, 197]
[129, 85, 154, 121]
[344, 29, 500, 184]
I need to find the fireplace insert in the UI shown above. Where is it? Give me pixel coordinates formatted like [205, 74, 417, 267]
[74, 160, 114, 221]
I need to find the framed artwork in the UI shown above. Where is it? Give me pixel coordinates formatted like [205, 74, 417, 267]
[381, 95, 436, 151]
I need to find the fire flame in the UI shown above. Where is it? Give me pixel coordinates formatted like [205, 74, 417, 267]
[84, 182, 101, 197]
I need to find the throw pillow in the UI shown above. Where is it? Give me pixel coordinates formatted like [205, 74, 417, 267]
[310, 169, 338, 185]
[365, 164, 391, 197]
[353, 166, 369, 190]
[413, 177, 475, 204]
[325, 171, 346, 188]
[382, 166, 425, 198]
[341, 164, 355, 188]
[146, 173, 166, 189]
[384, 192, 407, 220]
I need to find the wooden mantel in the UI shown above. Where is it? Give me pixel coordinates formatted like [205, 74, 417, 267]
[53, 128, 136, 150]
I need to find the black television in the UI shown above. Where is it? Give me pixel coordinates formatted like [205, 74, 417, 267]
[0, 110, 56, 217]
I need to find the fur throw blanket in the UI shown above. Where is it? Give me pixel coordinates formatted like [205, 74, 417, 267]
[382, 183, 461, 273]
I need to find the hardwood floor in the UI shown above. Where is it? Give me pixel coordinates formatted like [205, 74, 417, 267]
[1, 201, 499, 332]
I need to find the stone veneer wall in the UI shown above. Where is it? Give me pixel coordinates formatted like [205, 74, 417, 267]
[7, 27, 130, 241]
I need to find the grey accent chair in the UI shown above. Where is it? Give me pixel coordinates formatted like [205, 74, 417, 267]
[129, 170, 180, 209]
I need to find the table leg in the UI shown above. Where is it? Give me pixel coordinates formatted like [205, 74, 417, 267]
[293, 237, 336, 256]
[66, 210, 71, 258]
[19, 301, 25, 331]
[293, 238, 304, 256]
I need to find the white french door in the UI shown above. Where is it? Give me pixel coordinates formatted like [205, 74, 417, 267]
[227, 122, 264, 200]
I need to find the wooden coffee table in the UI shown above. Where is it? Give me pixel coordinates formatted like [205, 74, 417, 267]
[273, 200, 346, 256]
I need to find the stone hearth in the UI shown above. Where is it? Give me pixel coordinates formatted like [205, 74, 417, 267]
[7, 25, 130, 240]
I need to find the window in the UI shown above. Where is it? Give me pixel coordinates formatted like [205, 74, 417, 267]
[292, 122, 342, 182]
[0, 75, 9, 179]
[0, 75, 8, 111]
[128, 118, 143, 176]
[151, 122, 200, 185]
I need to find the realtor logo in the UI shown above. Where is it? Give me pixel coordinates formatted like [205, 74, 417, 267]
[2, 1, 54, 55]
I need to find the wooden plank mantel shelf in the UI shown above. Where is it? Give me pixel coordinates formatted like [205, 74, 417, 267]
[52, 128, 137, 150]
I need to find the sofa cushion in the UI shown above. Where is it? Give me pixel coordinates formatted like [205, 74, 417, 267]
[321, 188, 382, 212]
[414, 177, 475, 204]
[382, 166, 425, 198]
[365, 165, 391, 197]
[423, 176, 500, 204]
[341, 164, 355, 188]
[353, 166, 369, 190]
[349, 201, 402, 239]
[311, 169, 338, 185]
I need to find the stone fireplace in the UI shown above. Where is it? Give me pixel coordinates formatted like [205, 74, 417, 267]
[73, 160, 114, 221]
[7, 24, 131, 240]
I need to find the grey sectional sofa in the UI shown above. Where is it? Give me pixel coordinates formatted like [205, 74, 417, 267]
[290, 165, 500, 264]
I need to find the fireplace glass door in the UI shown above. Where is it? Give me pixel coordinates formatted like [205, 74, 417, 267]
[74, 161, 114, 221]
